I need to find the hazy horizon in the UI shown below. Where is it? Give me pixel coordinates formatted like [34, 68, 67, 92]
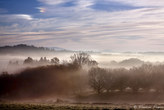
[3, 44, 164, 53]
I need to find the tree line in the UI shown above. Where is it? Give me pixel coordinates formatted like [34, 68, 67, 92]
[23, 57, 60, 65]
[1, 52, 164, 99]
[88, 64, 164, 94]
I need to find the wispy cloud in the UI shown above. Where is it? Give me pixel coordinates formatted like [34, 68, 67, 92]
[1, 0, 164, 51]
[113, 0, 164, 7]
[0, 14, 33, 23]
[38, 0, 72, 5]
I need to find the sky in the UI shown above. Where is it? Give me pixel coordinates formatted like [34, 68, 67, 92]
[1, 0, 164, 52]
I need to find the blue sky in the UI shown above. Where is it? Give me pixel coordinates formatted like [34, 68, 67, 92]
[1, 0, 164, 52]
[0, 0, 39, 14]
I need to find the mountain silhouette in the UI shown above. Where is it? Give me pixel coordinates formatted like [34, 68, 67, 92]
[0, 44, 67, 55]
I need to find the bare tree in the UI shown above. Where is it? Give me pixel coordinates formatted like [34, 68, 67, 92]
[51, 57, 60, 65]
[103, 70, 113, 93]
[111, 68, 129, 92]
[88, 67, 106, 94]
[70, 52, 98, 68]
[128, 67, 144, 92]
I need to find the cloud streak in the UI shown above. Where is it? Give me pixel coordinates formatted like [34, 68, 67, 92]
[1, 0, 164, 51]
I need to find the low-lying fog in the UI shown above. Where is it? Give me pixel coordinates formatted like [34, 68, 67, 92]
[1, 52, 164, 74]
[2, 51, 164, 103]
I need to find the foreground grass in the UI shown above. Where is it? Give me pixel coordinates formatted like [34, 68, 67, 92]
[0, 103, 133, 110]
[1, 103, 164, 110]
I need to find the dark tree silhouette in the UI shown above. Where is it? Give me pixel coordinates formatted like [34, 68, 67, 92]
[51, 57, 60, 65]
[88, 67, 106, 94]
[39, 57, 50, 64]
[110, 68, 129, 92]
[8, 60, 19, 65]
[70, 52, 98, 68]
[24, 57, 34, 64]
[39, 57, 44, 63]
[103, 70, 114, 93]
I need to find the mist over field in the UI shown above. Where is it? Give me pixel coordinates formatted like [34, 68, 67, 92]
[1, 45, 164, 105]
[1, 51, 164, 74]
[0, 45, 164, 73]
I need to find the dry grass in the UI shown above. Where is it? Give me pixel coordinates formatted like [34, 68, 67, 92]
[1, 103, 164, 110]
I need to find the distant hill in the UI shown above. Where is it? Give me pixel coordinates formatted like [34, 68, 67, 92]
[109, 58, 144, 67]
[0, 44, 68, 55]
[119, 58, 144, 66]
[48, 47, 66, 51]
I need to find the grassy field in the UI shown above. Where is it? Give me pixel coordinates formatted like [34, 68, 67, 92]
[1, 103, 164, 110]
[0, 103, 130, 110]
